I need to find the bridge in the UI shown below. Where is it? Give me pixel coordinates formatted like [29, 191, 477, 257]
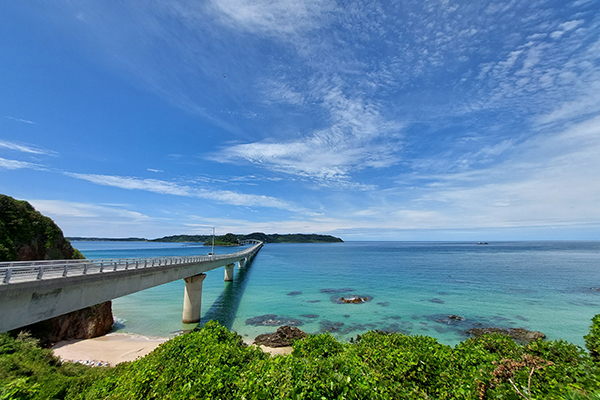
[0, 242, 263, 333]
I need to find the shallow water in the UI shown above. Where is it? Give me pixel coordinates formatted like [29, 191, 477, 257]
[74, 241, 600, 347]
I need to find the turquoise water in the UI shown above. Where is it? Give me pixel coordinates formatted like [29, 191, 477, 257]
[74, 241, 600, 347]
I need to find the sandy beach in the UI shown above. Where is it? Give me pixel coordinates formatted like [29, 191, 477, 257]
[52, 333, 169, 367]
[52, 334, 292, 367]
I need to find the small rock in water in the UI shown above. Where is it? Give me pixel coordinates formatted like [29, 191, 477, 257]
[300, 314, 319, 319]
[377, 302, 390, 307]
[340, 296, 368, 304]
[429, 298, 445, 304]
[287, 291, 302, 296]
[306, 300, 321, 303]
[331, 295, 373, 304]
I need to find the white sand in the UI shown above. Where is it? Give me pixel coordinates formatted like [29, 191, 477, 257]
[52, 333, 168, 367]
[53, 334, 293, 367]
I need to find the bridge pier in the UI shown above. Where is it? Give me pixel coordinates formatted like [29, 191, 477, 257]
[224, 263, 235, 281]
[238, 258, 245, 268]
[182, 273, 207, 324]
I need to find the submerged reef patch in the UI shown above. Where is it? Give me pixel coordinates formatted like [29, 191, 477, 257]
[245, 314, 304, 327]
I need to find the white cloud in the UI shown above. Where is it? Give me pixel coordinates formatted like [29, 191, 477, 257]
[25, 199, 172, 238]
[213, 87, 404, 183]
[208, 0, 334, 37]
[0, 157, 42, 170]
[359, 115, 600, 231]
[64, 172, 299, 211]
[0, 140, 56, 155]
[29, 199, 150, 220]
[558, 19, 584, 32]
[549, 18, 585, 40]
[3, 116, 36, 124]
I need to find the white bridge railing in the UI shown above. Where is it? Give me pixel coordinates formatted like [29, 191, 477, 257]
[0, 243, 262, 285]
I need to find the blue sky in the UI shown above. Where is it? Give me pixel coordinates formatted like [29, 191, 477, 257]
[1, 0, 599, 241]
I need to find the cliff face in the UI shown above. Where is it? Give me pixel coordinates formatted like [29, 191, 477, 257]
[1, 194, 113, 345]
[21, 302, 114, 347]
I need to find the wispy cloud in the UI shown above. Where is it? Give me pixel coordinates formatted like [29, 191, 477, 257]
[207, 0, 335, 38]
[3, 116, 36, 125]
[0, 157, 43, 170]
[64, 172, 300, 211]
[213, 86, 404, 184]
[26, 199, 169, 237]
[350, 114, 600, 231]
[29, 199, 150, 220]
[0, 139, 56, 155]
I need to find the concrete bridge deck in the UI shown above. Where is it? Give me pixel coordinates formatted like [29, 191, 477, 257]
[0, 241, 263, 332]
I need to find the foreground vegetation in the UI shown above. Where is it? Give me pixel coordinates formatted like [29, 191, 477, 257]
[4, 317, 600, 399]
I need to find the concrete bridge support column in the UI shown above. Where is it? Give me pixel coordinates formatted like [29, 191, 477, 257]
[182, 273, 207, 324]
[224, 263, 235, 281]
[238, 259, 245, 268]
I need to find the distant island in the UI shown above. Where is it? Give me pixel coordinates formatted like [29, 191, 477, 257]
[67, 232, 343, 244]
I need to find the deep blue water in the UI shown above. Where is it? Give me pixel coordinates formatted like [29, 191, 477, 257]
[73, 241, 600, 347]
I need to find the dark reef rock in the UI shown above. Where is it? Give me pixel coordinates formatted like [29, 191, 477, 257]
[319, 320, 346, 332]
[245, 314, 304, 327]
[331, 295, 373, 304]
[466, 327, 546, 344]
[254, 325, 307, 347]
[377, 302, 389, 307]
[340, 296, 368, 304]
[20, 301, 114, 347]
[300, 314, 319, 319]
[318, 320, 379, 335]
[320, 288, 354, 294]
[434, 315, 466, 324]
[429, 298, 445, 304]
[287, 291, 302, 296]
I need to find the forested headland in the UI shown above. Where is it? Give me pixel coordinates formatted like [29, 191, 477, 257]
[67, 232, 344, 244]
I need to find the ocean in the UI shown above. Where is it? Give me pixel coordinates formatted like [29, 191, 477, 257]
[73, 240, 600, 347]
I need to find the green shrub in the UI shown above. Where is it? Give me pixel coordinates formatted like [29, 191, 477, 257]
[292, 332, 345, 358]
[585, 315, 600, 361]
[0, 332, 104, 400]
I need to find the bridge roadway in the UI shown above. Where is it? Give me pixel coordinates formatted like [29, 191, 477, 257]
[0, 240, 263, 333]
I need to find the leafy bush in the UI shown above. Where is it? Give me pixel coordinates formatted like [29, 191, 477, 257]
[0, 332, 104, 400]
[585, 315, 600, 361]
[292, 332, 345, 358]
